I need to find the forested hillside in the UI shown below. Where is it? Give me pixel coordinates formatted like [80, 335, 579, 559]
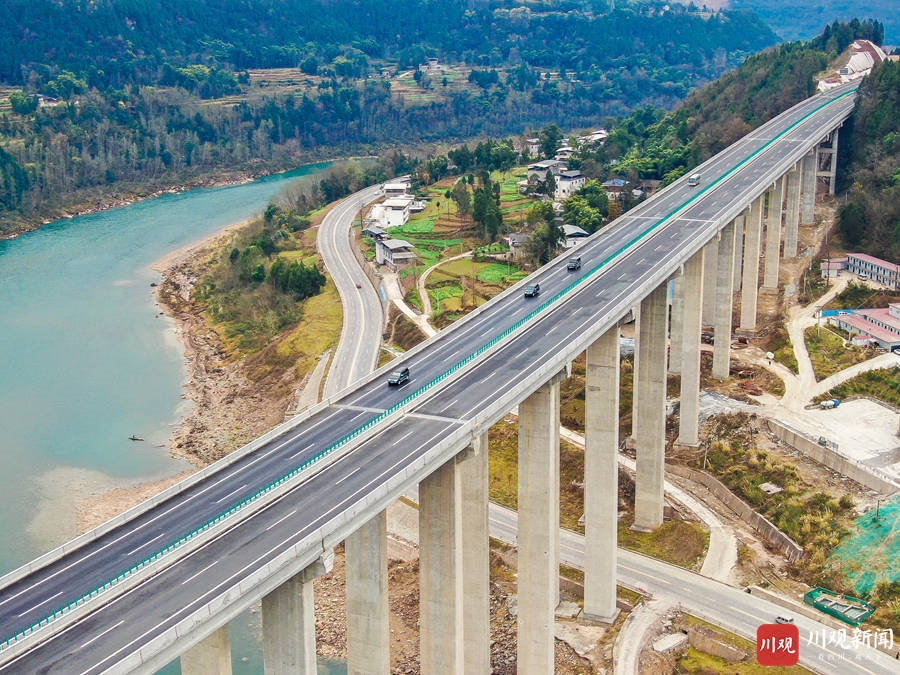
[837, 59, 900, 261]
[583, 20, 885, 185]
[732, 1, 897, 44]
[0, 0, 778, 236]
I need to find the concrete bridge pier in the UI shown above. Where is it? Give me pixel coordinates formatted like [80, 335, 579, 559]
[261, 552, 334, 675]
[800, 151, 817, 225]
[419, 455, 465, 672]
[676, 247, 706, 447]
[517, 374, 564, 673]
[783, 165, 801, 259]
[732, 213, 744, 292]
[633, 282, 669, 531]
[460, 433, 490, 673]
[181, 625, 232, 675]
[817, 129, 839, 195]
[583, 328, 621, 622]
[712, 219, 738, 379]
[763, 176, 784, 289]
[739, 196, 764, 333]
[345, 512, 389, 675]
[668, 274, 684, 376]
[701, 236, 718, 327]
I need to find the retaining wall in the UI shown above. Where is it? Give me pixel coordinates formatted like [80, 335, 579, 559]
[666, 464, 804, 562]
[765, 419, 899, 496]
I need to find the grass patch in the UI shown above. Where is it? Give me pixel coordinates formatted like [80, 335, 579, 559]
[764, 324, 799, 374]
[826, 281, 900, 310]
[675, 613, 813, 673]
[390, 218, 435, 235]
[428, 283, 464, 310]
[820, 367, 900, 408]
[700, 415, 858, 587]
[477, 263, 517, 283]
[488, 414, 707, 568]
[617, 519, 708, 569]
[804, 325, 876, 381]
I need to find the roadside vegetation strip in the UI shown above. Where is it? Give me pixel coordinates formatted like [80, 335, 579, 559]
[3, 88, 861, 649]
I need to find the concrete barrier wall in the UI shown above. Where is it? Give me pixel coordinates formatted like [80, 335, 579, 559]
[765, 419, 899, 496]
[665, 464, 804, 562]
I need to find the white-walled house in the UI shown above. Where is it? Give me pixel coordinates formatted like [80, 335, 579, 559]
[384, 182, 411, 198]
[375, 238, 417, 269]
[527, 159, 562, 182]
[846, 253, 900, 289]
[369, 198, 412, 229]
[555, 170, 585, 200]
[562, 223, 589, 248]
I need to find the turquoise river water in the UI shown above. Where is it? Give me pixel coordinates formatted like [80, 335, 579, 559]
[0, 164, 344, 673]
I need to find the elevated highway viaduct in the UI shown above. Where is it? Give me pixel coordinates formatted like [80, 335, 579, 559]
[3, 81, 895, 674]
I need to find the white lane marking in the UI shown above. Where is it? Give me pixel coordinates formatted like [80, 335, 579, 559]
[290, 442, 316, 460]
[391, 430, 415, 447]
[181, 560, 218, 586]
[731, 606, 766, 624]
[79, 620, 124, 651]
[126, 533, 164, 557]
[214, 484, 248, 505]
[617, 272, 627, 281]
[265, 509, 297, 532]
[335, 467, 361, 486]
[18, 591, 62, 617]
[438, 399, 458, 414]
[80, 426, 454, 673]
[619, 564, 671, 585]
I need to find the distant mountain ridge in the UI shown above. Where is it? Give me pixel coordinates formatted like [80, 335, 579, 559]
[0, 1, 779, 235]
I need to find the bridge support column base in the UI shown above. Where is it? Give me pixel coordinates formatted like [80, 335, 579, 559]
[673, 441, 700, 451]
[580, 608, 621, 626]
[181, 625, 232, 675]
[262, 552, 334, 675]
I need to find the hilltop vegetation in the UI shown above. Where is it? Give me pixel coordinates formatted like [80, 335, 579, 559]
[0, 0, 778, 236]
[593, 19, 885, 185]
[837, 58, 900, 261]
[733, 1, 896, 44]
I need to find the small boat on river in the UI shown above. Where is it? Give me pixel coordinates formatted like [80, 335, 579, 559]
[128, 435, 145, 441]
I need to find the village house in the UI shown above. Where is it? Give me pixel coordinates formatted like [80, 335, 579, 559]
[602, 178, 628, 198]
[562, 223, 590, 248]
[820, 257, 847, 279]
[555, 170, 586, 200]
[383, 182, 411, 198]
[375, 238, 417, 269]
[527, 159, 562, 182]
[361, 223, 387, 240]
[504, 232, 530, 259]
[828, 303, 900, 352]
[846, 253, 900, 289]
[368, 198, 412, 229]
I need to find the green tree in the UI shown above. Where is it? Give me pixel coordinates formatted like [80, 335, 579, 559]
[451, 180, 471, 217]
[539, 124, 563, 159]
[8, 90, 37, 114]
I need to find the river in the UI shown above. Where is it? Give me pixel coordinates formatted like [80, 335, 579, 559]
[0, 164, 345, 673]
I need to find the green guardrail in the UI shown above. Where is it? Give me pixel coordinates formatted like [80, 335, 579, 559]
[0, 85, 859, 653]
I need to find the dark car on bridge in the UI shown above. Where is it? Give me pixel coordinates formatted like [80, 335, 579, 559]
[387, 367, 410, 385]
[524, 283, 540, 297]
[566, 257, 581, 271]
